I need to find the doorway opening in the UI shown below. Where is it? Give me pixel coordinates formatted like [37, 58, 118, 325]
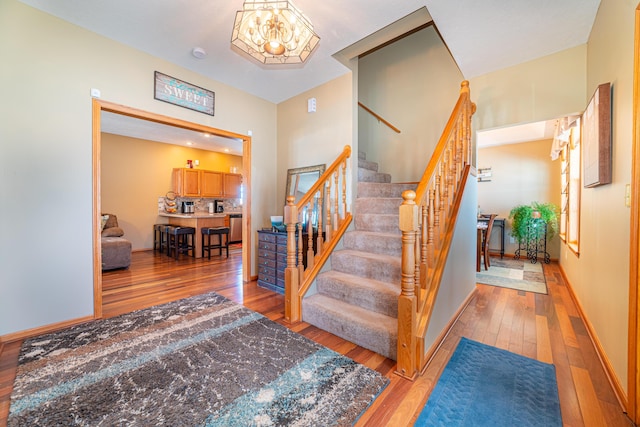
[92, 99, 252, 319]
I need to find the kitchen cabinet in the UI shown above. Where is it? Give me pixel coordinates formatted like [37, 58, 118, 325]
[224, 173, 242, 198]
[172, 168, 201, 197]
[173, 168, 241, 198]
[201, 170, 224, 197]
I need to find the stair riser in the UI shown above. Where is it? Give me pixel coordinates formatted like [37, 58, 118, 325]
[316, 275, 398, 317]
[343, 232, 402, 257]
[355, 197, 402, 214]
[358, 159, 379, 172]
[355, 214, 400, 234]
[358, 168, 391, 183]
[303, 299, 397, 360]
[331, 252, 401, 283]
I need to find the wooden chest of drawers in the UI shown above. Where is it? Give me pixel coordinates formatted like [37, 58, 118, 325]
[257, 230, 288, 294]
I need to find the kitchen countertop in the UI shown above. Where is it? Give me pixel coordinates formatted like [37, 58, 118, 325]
[158, 212, 228, 219]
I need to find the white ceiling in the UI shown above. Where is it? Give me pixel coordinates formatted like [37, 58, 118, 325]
[20, 0, 600, 151]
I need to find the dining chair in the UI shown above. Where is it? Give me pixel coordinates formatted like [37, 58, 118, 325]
[480, 214, 497, 270]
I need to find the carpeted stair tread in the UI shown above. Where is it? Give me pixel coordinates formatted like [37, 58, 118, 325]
[316, 270, 399, 317]
[357, 181, 416, 198]
[302, 294, 397, 360]
[331, 249, 401, 283]
[343, 230, 402, 257]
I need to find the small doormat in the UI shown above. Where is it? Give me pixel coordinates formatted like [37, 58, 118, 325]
[415, 338, 562, 426]
[476, 256, 547, 294]
[8, 292, 388, 426]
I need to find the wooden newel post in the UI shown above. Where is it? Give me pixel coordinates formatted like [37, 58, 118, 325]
[284, 196, 300, 323]
[396, 190, 418, 379]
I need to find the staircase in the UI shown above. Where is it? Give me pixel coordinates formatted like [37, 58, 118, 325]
[302, 151, 414, 360]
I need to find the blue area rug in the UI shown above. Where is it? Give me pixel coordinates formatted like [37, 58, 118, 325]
[8, 292, 388, 426]
[416, 338, 561, 426]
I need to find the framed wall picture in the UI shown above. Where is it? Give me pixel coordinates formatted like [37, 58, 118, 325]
[582, 82, 611, 187]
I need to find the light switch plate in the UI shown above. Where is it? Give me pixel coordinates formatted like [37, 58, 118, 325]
[308, 97, 316, 113]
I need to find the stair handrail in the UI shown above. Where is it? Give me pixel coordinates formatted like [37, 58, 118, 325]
[284, 145, 353, 323]
[358, 102, 401, 134]
[396, 81, 476, 379]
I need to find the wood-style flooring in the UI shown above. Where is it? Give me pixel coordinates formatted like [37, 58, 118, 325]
[0, 249, 633, 426]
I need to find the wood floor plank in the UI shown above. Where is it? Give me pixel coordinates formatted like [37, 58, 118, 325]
[571, 365, 609, 427]
[0, 253, 632, 426]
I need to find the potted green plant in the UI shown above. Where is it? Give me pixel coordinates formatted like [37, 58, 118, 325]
[508, 202, 558, 244]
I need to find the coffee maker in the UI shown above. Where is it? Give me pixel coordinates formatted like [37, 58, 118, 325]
[181, 201, 194, 214]
[214, 200, 224, 213]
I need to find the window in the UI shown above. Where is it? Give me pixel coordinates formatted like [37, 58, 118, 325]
[559, 119, 580, 254]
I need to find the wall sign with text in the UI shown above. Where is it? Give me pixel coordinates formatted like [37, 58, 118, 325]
[154, 71, 215, 116]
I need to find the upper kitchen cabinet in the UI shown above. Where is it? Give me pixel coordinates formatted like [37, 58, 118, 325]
[201, 170, 224, 197]
[172, 168, 200, 197]
[172, 168, 241, 198]
[224, 173, 242, 198]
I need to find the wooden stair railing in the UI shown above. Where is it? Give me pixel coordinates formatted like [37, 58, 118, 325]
[358, 102, 401, 134]
[284, 145, 353, 323]
[396, 81, 476, 379]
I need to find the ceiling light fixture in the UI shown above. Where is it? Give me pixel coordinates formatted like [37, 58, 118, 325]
[231, 0, 320, 65]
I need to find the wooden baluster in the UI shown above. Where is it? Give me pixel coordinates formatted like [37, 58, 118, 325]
[307, 198, 315, 272]
[427, 188, 436, 268]
[297, 221, 304, 279]
[317, 189, 324, 255]
[333, 171, 339, 230]
[341, 159, 348, 218]
[325, 180, 332, 242]
[397, 190, 418, 379]
[284, 196, 299, 323]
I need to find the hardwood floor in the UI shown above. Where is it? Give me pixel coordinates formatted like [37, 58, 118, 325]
[0, 250, 633, 426]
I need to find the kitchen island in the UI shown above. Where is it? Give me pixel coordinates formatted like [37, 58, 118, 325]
[158, 212, 228, 258]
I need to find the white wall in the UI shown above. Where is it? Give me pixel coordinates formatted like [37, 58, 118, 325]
[0, 0, 277, 336]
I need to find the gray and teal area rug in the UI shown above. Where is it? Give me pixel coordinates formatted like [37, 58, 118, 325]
[476, 256, 547, 294]
[8, 292, 389, 426]
[415, 338, 561, 426]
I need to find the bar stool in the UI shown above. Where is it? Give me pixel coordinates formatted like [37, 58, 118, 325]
[153, 224, 170, 252]
[166, 226, 195, 260]
[202, 227, 230, 259]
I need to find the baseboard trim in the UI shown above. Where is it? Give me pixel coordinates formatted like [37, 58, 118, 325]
[420, 287, 478, 374]
[0, 315, 95, 345]
[558, 264, 629, 412]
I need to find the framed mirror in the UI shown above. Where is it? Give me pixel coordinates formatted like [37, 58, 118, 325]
[285, 164, 326, 230]
[285, 164, 326, 204]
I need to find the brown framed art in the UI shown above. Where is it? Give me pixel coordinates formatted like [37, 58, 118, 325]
[582, 82, 611, 187]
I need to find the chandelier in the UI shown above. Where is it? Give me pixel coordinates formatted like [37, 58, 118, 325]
[231, 1, 320, 65]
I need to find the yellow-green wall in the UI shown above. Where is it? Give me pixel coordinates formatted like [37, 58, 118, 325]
[101, 133, 242, 250]
[471, 45, 587, 130]
[0, 0, 277, 335]
[559, 0, 635, 395]
[276, 74, 354, 224]
[471, 0, 635, 395]
[478, 139, 561, 259]
[358, 25, 464, 182]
